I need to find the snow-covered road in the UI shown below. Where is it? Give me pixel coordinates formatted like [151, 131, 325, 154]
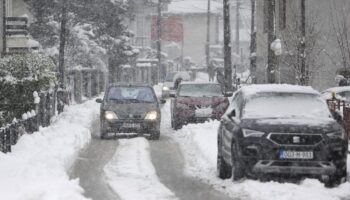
[2, 78, 350, 200]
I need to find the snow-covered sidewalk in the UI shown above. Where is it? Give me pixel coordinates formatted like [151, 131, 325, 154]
[170, 120, 350, 200]
[0, 99, 100, 200]
[104, 137, 178, 200]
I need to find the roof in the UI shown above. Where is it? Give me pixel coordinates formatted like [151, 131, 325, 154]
[166, 0, 222, 14]
[239, 84, 320, 97]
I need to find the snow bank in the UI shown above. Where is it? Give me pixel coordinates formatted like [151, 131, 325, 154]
[171, 120, 350, 200]
[0, 99, 100, 200]
[104, 138, 178, 200]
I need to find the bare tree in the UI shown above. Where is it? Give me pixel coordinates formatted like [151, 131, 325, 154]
[329, 0, 350, 69]
[279, 8, 325, 85]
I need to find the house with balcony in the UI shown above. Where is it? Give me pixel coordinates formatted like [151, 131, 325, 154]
[0, 0, 38, 55]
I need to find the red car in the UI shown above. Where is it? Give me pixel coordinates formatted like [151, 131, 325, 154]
[171, 82, 230, 130]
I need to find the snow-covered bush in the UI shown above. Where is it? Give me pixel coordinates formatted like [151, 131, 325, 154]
[0, 54, 56, 125]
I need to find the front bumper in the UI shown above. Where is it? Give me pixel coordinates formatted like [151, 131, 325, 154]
[253, 160, 336, 175]
[238, 135, 348, 177]
[102, 119, 160, 133]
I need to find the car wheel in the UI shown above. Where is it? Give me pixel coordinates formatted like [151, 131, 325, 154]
[325, 159, 347, 187]
[217, 138, 232, 179]
[171, 114, 182, 130]
[149, 130, 160, 140]
[100, 122, 107, 139]
[231, 142, 245, 181]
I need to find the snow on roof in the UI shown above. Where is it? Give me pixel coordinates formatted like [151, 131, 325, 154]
[180, 81, 219, 85]
[240, 84, 320, 97]
[166, 0, 222, 14]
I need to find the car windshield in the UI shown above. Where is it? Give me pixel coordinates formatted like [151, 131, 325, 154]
[243, 93, 332, 119]
[107, 86, 155, 103]
[178, 84, 222, 97]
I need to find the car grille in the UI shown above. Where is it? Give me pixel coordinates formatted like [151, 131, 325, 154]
[119, 114, 143, 119]
[268, 133, 323, 146]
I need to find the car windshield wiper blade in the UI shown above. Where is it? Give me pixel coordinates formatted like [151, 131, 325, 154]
[108, 98, 126, 103]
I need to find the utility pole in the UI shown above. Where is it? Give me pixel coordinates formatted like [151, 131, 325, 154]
[235, 0, 240, 54]
[58, 0, 67, 89]
[300, 0, 306, 85]
[250, 0, 257, 84]
[223, 0, 233, 93]
[157, 0, 162, 82]
[2, 0, 6, 55]
[206, 0, 211, 70]
[267, 0, 276, 83]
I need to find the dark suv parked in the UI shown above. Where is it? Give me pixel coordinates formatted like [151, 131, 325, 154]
[217, 84, 348, 186]
[96, 84, 164, 140]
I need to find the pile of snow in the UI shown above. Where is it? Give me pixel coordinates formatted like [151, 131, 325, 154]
[170, 120, 350, 200]
[0, 99, 99, 200]
[104, 138, 178, 200]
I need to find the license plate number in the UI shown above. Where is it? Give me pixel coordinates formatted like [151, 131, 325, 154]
[122, 123, 140, 129]
[195, 108, 212, 117]
[279, 150, 313, 159]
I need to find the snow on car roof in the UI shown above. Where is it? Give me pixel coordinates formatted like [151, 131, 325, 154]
[179, 81, 219, 85]
[240, 84, 320, 97]
[322, 86, 350, 93]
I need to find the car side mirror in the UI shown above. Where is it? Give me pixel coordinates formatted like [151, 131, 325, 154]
[169, 93, 176, 98]
[228, 109, 236, 118]
[96, 98, 103, 103]
[159, 99, 166, 104]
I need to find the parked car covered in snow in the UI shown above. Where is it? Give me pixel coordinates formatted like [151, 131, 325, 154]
[161, 71, 192, 98]
[96, 84, 165, 140]
[171, 82, 229, 130]
[217, 84, 348, 186]
[321, 86, 350, 102]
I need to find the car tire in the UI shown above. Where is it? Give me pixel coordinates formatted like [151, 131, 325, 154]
[100, 122, 107, 139]
[171, 114, 182, 130]
[217, 138, 232, 179]
[325, 159, 347, 187]
[231, 142, 245, 181]
[150, 131, 160, 140]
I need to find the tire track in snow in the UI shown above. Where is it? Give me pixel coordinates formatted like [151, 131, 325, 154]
[104, 137, 178, 200]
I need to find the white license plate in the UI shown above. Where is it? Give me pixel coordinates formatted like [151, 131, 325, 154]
[122, 123, 141, 129]
[195, 108, 212, 117]
[279, 150, 313, 159]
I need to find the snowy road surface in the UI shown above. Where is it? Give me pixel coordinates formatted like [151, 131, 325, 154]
[71, 119, 121, 200]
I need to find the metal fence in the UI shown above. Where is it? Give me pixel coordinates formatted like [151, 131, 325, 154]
[0, 69, 106, 153]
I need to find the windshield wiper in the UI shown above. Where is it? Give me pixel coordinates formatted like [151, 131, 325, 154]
[108, 98, 126, 103]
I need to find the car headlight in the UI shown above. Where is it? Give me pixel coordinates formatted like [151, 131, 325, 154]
[327, 130, 346, 139]
[162, 86, 170, 91]
[242, 129, 265, 137]
[104, 111, 118, 121]
[145, 111, 158, 120]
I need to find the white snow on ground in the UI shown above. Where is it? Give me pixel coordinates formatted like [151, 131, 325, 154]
[0, 99, 100, 200]
[161, 100, 350, 200]
[104, 137, 178, 200]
